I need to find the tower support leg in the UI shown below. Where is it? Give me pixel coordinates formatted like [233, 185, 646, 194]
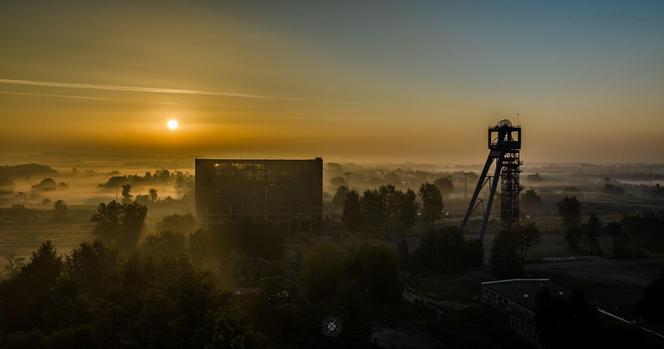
[460, 156, 494, 233]
[480, 155, 503, 241]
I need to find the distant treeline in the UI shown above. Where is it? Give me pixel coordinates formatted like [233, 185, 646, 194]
[0, 164, 58, 179]
[98, 169, 192, 189]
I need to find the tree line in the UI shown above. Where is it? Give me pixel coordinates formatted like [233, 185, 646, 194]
[337, 182, 443, 234]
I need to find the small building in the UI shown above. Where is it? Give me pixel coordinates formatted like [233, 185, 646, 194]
[195, 158, 323, 231]
[481, 278, 566, 348]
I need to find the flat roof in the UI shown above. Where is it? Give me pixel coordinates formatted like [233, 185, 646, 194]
[482, 279, 568, 310]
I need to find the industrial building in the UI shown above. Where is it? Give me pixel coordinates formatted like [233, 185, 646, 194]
[195, 158, 323, 231]
[481, 279, 563, 348]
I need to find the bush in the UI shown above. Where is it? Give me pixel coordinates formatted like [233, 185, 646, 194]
[299, 243, 348, 301]
[490, 229, 523, 278]
[350, 240, 401, 304]
[412, 227, 483, 270]
[140, 231, 187, 259]
[156, 213, 197, 235]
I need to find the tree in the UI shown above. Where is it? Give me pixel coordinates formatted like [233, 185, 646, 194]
[514, 223, 542, 262]
[156, 213, 197, 235]
[398, 189, 418, 231]
[558, 197, 582, 251]
[412, 227, 483, 270]
[557, 196, 581, 227]
[490, 229, 523, 278]
[328, 176, 346, 189]
[605, 221, 632, 258]
[535, 288, 601, 349]
[332, 185, 349, 214]
[236, 220, 284, 260]
[148, 188, 158, 202]
[637, 267, 664, 325]
[433, 177, 454, 196]
[299, 243, 348, 301]
[0, 240, 265, 348]
[584, 213, 603, 255]
[351, 240, 401, 304]
[622, 215, 646, 257]
[53, 200, 68, 221]
[521, 189, 542, 211]
[121, 183, 133, 204]
[342, 190, 362, 232]
[140, 231, 186, 259]
[91, 200, 147, 251]
[564, 225, 583, 251]
[419, 182, 443, 229]
[0, 241, 63, 333]
[360, 189, 384, 234]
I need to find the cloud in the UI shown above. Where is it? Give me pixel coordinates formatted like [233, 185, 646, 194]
[0, 78, 294, 101]
[0, 90, 184, 105]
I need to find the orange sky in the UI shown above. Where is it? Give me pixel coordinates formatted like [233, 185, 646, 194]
[1, 1, 663, 164]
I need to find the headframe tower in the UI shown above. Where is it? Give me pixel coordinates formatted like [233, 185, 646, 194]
[460, 119, 522, 241]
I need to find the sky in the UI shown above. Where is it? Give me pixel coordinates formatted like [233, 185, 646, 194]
[1, 0, 663, 164]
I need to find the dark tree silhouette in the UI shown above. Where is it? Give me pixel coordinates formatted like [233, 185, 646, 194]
[557, 197, 582, 250]
[328, 176, 346, 189]
[637, 267, 664, 325]
[535, 288, 601, 349]
[557, 196, 581, 227]
[148, 188, 158, 202]
[433, 177, 454, 195]
[91, 200, 147, 251]
[584, 213, 603, 255]
[53, 200, 68, 221]
[605, 221, 630, 258]
[419, 182, 443, 230]
[156, 213, 197, 235]
[299, 243, 348, 301]
[342, 190, 362, 232]
[0, 241, 63, 333]
[514, 223, 542, 262]
[360, 189, 384, 234]
[121, 183, 133, 204]
[490, 229, 523, 278]
[0, 240, 265, 348]
[398, 189, 418, 231]
[332, 185, 349, 214]
[351, 240, 401, 304]
[140, 231, 187, 259]
[521, 189, 542, 211]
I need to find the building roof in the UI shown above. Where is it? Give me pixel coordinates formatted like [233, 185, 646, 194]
[482, 279, 568, 310]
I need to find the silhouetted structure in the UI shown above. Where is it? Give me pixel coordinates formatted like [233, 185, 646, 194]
[482, 279, 560, 347]
[461, 120, 522, 241]
[195, 158, 323, 231]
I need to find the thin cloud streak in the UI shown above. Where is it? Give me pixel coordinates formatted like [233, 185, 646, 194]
[0, 90, 185, 105]
[0, 78, 296, 101]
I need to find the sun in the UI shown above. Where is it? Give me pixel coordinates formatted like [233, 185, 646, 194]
[167, 119, 179, 131]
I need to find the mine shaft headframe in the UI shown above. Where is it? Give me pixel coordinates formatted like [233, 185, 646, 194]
[488, 119, 521, 151]
[459, 118, 523, 243]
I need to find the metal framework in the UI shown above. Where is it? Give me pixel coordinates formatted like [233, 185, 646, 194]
[460, 119, 522, 241]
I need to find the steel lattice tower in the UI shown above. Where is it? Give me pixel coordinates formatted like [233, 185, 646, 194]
[460, 119, 522, 241]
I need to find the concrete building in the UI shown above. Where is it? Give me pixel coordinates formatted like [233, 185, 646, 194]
[481, 279, 565, 348]
[195, 158, 323, 231]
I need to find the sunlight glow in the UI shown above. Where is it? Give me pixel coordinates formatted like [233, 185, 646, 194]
[167, 119, 179, 130]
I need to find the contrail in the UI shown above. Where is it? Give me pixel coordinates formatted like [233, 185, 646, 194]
[0, 90, 184, 105]
[0, 78, 295, 101]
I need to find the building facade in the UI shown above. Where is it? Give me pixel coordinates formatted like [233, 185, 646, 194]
[195, 158, 323, 231]
[481, 279, 559, 348]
